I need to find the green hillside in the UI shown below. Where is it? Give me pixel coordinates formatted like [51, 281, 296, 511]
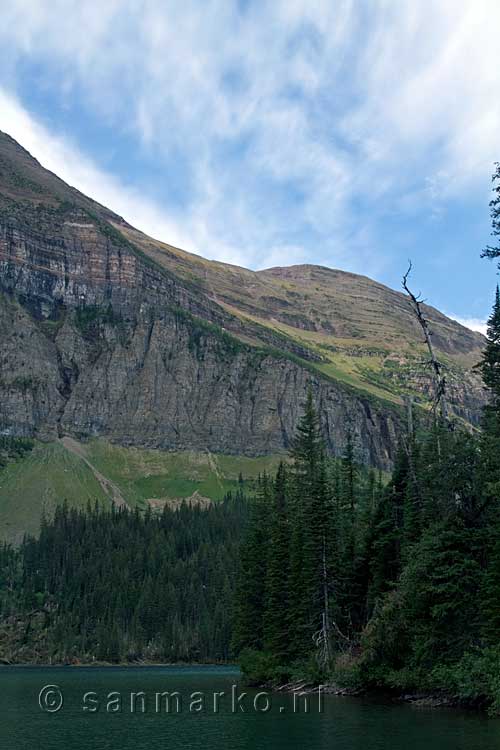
[0, 442, 111, 544]
[0, 438, 282, 543]
[83, 439, 282, 506]
[120, 225, 486, 418]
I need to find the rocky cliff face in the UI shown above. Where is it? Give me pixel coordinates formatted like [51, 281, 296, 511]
[0, 286, 402, 469]
[0, 132, 486, 470]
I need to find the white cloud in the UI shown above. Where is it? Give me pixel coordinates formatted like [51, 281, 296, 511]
[0, 0, 499, 282]
[448, 315, 487, 336]
[0, 88, 253, 265]
[349, 0, 500, 192]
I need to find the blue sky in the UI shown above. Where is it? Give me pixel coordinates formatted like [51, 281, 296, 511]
[0, 1, 499, 332]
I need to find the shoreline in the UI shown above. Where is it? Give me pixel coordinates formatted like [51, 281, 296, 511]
[261, 679, 489, 713]
[0, 659, 239, 669]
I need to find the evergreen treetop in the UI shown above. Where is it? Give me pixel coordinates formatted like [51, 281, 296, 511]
[479, 286, 500, 400]
[481, 163, 500, 266]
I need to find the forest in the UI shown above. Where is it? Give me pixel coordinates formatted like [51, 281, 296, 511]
[0, 495, 245, 663]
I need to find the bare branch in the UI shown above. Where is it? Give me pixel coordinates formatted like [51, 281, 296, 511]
[402, 262, 450, 427]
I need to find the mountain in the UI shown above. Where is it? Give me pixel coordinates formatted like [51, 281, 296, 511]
[0, 131, 486, 537]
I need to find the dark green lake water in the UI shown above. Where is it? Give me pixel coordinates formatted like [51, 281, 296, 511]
[1, 666, 499, 750]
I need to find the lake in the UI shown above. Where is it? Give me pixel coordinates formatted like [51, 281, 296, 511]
[1, 666, 499, 750]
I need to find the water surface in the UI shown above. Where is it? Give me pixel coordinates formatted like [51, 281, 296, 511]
[1, 666, 499, 750]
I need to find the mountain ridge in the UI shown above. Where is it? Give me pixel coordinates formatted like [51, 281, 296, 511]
[0, 130, 486, 476]
[0, 129, 484, 348]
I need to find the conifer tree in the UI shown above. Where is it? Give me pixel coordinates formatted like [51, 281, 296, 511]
[478, 286, 500, 501]
[481, 516, 500, 644]
[478, 288, 500, 640]
[336, 429, 361, 635]
[481, 163, 500, 267]
[398, 516, 482, 667]
[263, 463, 291, 661]
[288, 389, 335, 666]
[363, 451, 407, 618]
[479, 286, 500, 400]
[479, 181, 500, 520]
[232, 475, 271, 654]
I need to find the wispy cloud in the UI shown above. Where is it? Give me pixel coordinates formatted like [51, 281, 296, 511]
[0, 1, 499, 287]
[0, 89, 202, 254]
[447, 315, 487, 336]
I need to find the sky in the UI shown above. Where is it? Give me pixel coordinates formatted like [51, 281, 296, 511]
[0, 1, 499, 333]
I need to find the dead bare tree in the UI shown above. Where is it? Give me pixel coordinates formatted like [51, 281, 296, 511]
[313, 536, 332, 670]
[402, 261, 450, 428]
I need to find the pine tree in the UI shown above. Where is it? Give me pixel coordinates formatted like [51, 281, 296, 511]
[399, 516, 482, 667]
[232, 476, 271, 654]
[336, 429, 361, 635]
[479, 183, 500, 507]
[311, 454, 336, 667]
[481, 163, 500, 267]
[476, 291, 500, 515]
[479, 286, 500, 400]
[364, 453, 406, 617]
[340, 429, 357, 517]
[478, 288, 500, 642]
[481, 516, 500, 644]
[288, 389, 335, 666]
[263, 463, 291, 661]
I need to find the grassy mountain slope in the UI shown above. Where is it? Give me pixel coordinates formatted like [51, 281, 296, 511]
[0, 439, 281, 543]
[118, 226, 484, 416]
[0, 442, 111, 543]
